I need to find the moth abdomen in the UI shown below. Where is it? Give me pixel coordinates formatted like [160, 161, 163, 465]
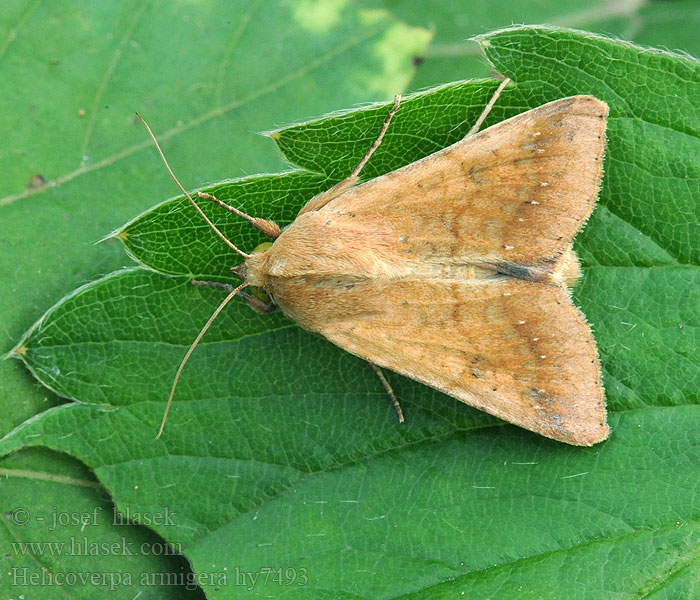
[491, 247, 582, 287]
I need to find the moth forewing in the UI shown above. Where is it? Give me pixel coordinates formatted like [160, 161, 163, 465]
[247, 95, 609, 445]
[146, 86, 609, 444]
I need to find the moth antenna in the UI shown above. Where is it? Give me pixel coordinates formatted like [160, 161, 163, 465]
[136, 113, 251, 259]
[155, 281, 250, 440]
[466, 77, 511, 137]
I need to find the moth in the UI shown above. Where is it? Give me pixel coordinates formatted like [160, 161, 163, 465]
[141, 78, 610, 445]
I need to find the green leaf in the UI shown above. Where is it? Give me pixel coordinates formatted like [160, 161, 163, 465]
[0, 455, 199, 599]
[375, 0, 700, 90]
[0, 2, 429, 598]
[4, 25, 700, 599]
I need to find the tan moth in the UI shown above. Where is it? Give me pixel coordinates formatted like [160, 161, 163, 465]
[140, 78, 610, 445]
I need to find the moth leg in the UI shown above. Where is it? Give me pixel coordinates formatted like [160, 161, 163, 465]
[192, 279, 239, 293]
[466, 77, 511, 137]
[198, 192, 281, 238]
[192, 280, 277, 313]
[239, 293, 277, 314]
[369, 363, 405, 423]
[297, 94, 402, 216]
[349, 94, 402, 179]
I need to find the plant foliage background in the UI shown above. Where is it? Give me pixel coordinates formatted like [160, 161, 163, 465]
[1, 1, 698, 598]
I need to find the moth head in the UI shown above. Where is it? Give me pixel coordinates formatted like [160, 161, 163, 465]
[239, 241, 274, 295]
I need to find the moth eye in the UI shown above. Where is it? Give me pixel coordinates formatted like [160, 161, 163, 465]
[252, 241, 273, 254]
